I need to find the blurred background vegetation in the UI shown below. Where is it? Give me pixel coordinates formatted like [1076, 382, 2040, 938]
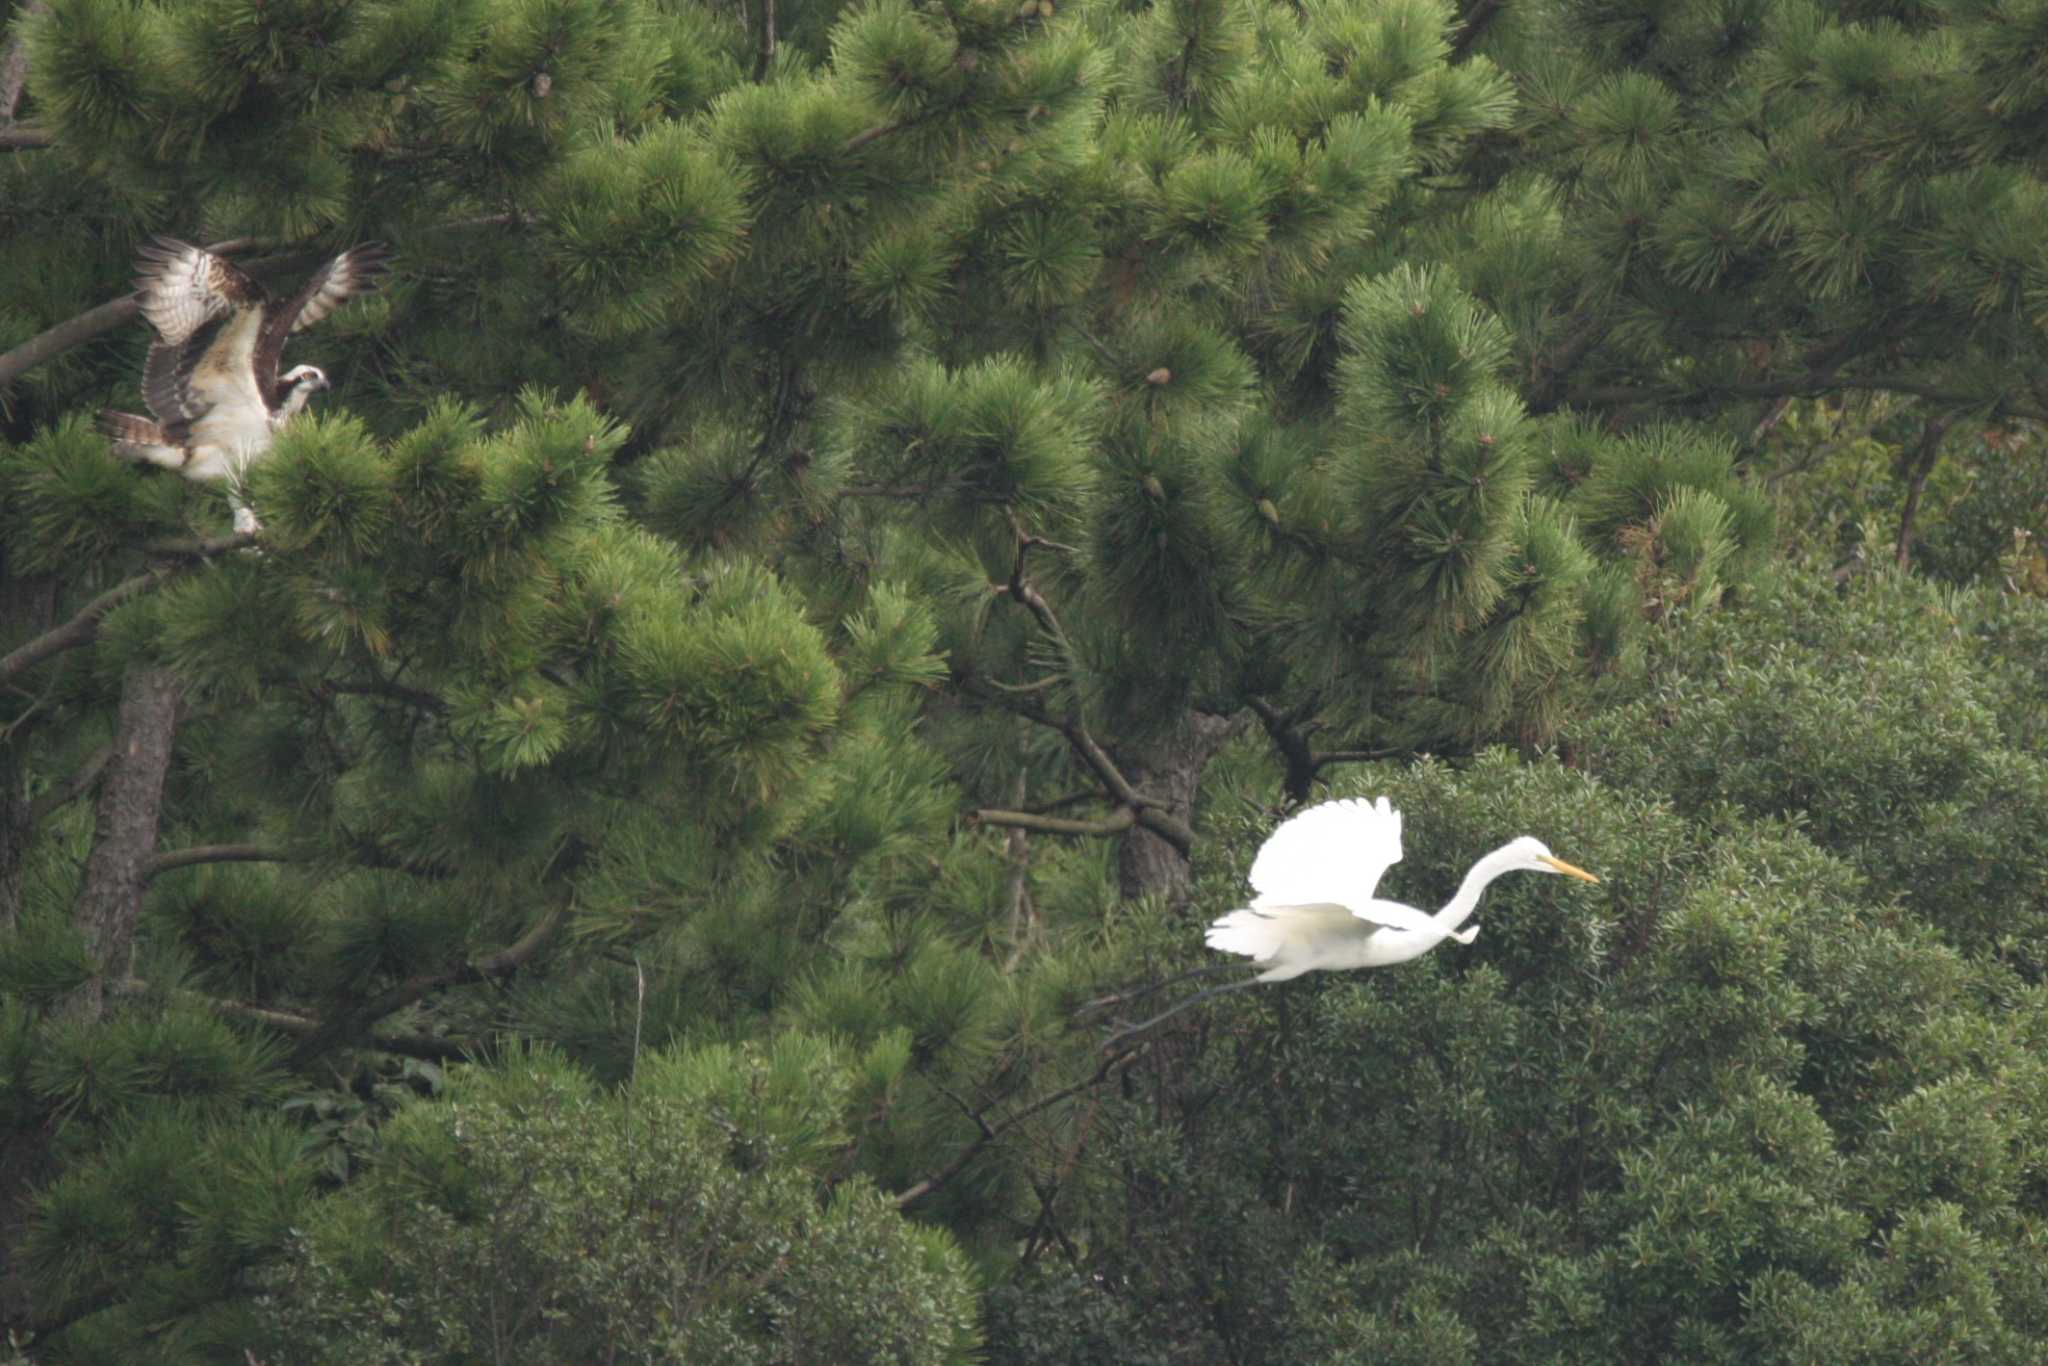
[3, 0, 2047, 1359]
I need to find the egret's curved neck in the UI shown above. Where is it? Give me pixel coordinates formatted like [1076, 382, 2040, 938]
[1433, 843, 1531, 934]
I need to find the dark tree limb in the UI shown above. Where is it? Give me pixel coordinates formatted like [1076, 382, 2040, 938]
[1448, 0, 1506, 61]
[0, 2, 43, 124]
[288, 897, 568, 1066]
[973, 805, 1136, 838]
[140, 843, 294, 880]
[0, 239, 299, 389]
[317, 678, 449, 714]
[1563, 373, 2042, 423]
[1895, 412, 1958, 569]
[755, 0, 776, 78]
[0, 534, 257, 689]
[980, 521, 1198, 859]
[27, 743, 112, 824]
[1248, 696, 1317, 802]
[0, 571, 56, 932]
[1, 570, 171, 689]
[140, 529, 261, 558]
[108, 979, 477, 1063]
[63, 666, 184, 1022]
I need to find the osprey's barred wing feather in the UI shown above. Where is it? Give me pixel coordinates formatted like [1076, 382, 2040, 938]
[134, 239, 270, 427]
[255, 243, 390, 399]
[132, 238, 264, 347]
[101, 236, 391, 510]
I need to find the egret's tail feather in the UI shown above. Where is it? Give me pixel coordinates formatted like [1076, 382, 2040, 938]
[1452, 924, 1479, 945]
[1204, 908, 1280, 960]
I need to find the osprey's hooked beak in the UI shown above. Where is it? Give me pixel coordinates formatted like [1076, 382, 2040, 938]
[1538, 854, 1600, 883]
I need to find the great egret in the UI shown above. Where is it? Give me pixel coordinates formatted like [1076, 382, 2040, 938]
[1104, 796, 1599, 1047]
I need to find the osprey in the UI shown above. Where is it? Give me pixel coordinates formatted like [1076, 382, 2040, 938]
[97, 237, 391, 531]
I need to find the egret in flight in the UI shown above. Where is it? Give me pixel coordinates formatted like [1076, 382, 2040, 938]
[1104, 797, 1599, 1047]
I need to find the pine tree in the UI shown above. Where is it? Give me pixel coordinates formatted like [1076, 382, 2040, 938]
[6, 0, 2048, 1355]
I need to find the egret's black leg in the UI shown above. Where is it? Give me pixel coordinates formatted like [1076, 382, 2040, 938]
[1074, 962, 1240, 1021]
[1100, 977, 1262, 1051]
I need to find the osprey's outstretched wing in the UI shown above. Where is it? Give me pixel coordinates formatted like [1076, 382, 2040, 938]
[254, 243, 390, 404]
[133, 238, 270, 429]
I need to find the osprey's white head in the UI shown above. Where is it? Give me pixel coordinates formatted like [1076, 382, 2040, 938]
[274, 364, 331, 422]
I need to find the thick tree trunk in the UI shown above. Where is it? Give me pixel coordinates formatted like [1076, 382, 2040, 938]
[0, 570, 56, 929]
[1112, 712, 1238, 906]
[62, 665, 184, 1021]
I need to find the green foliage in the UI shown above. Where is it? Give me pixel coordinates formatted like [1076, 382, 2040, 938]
[7, 0, 2048, 1356]
[253, 1042, 981, 1363]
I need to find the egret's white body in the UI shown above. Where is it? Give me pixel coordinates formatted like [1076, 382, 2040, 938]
[1103, 797, 1599, 1045]
[1205, 797, 1597, 979]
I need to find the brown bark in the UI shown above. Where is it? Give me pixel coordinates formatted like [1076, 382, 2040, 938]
[1111, 712, 1239, 906]
[1895, 413, 1956, 570]
[62, 666, 184, 1022]
[0, 570, 57, 928]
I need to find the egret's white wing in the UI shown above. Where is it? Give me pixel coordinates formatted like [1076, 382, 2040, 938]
[1247, 796, 1403, 910]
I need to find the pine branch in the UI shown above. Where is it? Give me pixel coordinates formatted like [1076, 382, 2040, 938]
[842, 88, 973, 155]
[0, 532, 254, 688]
[140, 843, 295, 879]
[140, 529, 261, 557]
[109, 980, 477, 1062]
[0, 124, 48, 148]
[972, 805, 1135, 837]
[1312, 747, 1402, 772]
[0, 217, 501, 389]
[0, 2, 43, 124]
[1247, 695, 1317, 802]
[27, 744, 113, 823]
[754, 0, 777, 78]
[288, 896, 568, 1065]
[1895, 411, 1957, 569]
[893, 1043, 1142, 1210]
[0, 568, 174, 688]
[318, 678, 449, 713]
[0, 238, 290, 389]
[1563, 373, 2048, 423]
[979, 522, 1197, 856]
[1448, 0, 1506, 61]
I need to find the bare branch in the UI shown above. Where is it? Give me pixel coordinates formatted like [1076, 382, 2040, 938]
[289, 896, 568, 1065]
[1447, 0, 1505, 61]
[978, 521, 1196, 857]
[111, 980, 477, 1062]
[0, 292, 143, 389]
[0, 238, 297, 389]
[1312, 747, 1402, 772]
[141, 843, 294, 880]
[27, 743, 113, 823]
[972, 805, 1136, 838]
[0, 125, 49, 149]
[755, 0, 776, 78]
[0, 568, 174, 689]
[1895, 412, 1958, 569]
[0, 2, 44, 123]
[1563, 374, 2045, 424]
[139, 529, 261, 558]
[318, 678, 449, 714]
